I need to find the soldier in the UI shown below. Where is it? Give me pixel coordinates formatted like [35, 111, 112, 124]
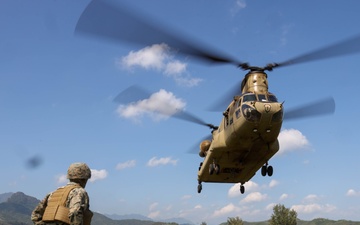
[31, 162, 93, 225]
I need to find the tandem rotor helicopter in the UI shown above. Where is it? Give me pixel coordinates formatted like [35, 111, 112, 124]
[75, 0, 360, 194]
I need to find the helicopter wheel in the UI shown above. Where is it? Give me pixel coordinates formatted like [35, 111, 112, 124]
[197, 183, 202, 193]
[198, 162, 203, 171]
[209, 164, 215, 175]
[240, 184, 245, 194]
[261, 164, 274, 177]
[214, 164, 220, 175]
[267, 166, 273, 176]
[261, 165, 267, 176]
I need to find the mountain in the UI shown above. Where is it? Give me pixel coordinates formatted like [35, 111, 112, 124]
[105, 213, 153, 221]
[0, 192, 36, 225]
[1, 192, 360, 225]
[297, 218, 360, 225]
[160, 217, 195, 225]
[0, 193, 13, 203]
[105, 214, 195, 225]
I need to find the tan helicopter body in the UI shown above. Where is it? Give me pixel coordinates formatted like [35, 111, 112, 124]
[197, 71, 283, 193]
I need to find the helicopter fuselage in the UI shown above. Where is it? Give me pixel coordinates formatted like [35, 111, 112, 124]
[197, 71, 283, 192]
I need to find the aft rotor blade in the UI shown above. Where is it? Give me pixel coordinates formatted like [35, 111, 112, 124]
[75, 0, 243, 66]
[284, 97, 335, 121]
[188, 134, 212, 154]
[274, 34, 360, 69]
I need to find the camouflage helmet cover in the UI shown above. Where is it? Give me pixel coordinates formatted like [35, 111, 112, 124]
[67, 162, 91, 180]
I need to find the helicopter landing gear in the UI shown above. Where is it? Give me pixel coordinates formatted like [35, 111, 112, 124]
[209, 162, 220, 175]
[197, 181, 202, 193]
[240, 183, 245, 194]
[261, 163, 273, 177]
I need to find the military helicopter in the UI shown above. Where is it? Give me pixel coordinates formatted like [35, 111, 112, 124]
[75, 0, 360, 194]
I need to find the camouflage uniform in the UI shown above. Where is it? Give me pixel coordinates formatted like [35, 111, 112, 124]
[31, 163, 92, 225]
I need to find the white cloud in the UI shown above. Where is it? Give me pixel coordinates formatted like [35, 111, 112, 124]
[346, 189, 360, 197]
[304, 194, 320, 202]
[165, 205, 172, 211]
[291, 203, 336, 214]
[116, 89, 186, 122]
[212, 203, 239, 218]
[181, 195, 192, 200]
[56, 174, 67, 184]
[278, 129, 310, 154]
[148, 202, 160, 219]
[149, 202, 159, 211]
[118, 43, 202, 87]
[241, 192, 268, 204]
[148, 210, 160, 219]
[164, 60, 187, 75]
[269, 179, 279, 188]
[231, 0, 247, 16]
[147, 157, 178, 167]
[280, 193, 289, 201]
[121, 44, 169, 70]
[266, 203, 276, 211]
[116, 160, 136, 170]
[228, 181, 259, 198]
[89, 169, 108, 182]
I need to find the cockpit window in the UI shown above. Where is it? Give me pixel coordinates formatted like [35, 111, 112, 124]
[242, 93, 278, 102]
[243, 94, 257, 102]
[258, 94, 267, 102]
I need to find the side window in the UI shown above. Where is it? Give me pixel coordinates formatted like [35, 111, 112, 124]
[223, 108, 230, 127]
[235, 98, 242, 108]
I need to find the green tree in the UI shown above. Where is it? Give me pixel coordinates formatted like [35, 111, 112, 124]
[227, 216, 244, 225]
[200, 222, 207, 225]
[269, 204, 297, 225]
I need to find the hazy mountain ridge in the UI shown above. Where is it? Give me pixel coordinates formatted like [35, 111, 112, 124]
[0, 192, 359, 225]
[0, 193, 13, 203]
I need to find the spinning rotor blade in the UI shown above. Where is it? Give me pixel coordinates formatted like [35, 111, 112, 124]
[113, 85, 150, 105]
[284, 97, 335, 121]
[207, 81, 242, 111]
[75, 0, 244, 66]
[172, 111, 218, 130]
[188, 134, 212, 154]
[272, 34, 360, 69]
[114, 85, 217, 129]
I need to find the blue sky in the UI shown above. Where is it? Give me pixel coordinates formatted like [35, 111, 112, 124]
[1, 0, 360, 224]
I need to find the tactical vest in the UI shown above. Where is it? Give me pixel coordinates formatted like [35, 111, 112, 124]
[42, 184, 92, 225]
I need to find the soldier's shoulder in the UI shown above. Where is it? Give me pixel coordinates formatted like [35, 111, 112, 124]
[69, 186, 88, 196]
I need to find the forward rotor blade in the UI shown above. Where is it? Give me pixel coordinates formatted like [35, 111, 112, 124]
[75, 0, 243, 66]
[284, 97, 335, 121]
[113, 85, 151, 105]
[172, 111, 217, 130]
[274, 34, 360, 69]
[114, 85, 216, 129]
[207, 81, 242, 111]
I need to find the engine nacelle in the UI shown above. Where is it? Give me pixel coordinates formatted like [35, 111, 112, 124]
[199, 140, 211, 157]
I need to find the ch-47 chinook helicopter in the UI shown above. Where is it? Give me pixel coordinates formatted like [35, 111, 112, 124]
[75, 0, 360, 194]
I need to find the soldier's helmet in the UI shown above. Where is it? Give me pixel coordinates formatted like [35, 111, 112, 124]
[67, 162, 91, 180]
